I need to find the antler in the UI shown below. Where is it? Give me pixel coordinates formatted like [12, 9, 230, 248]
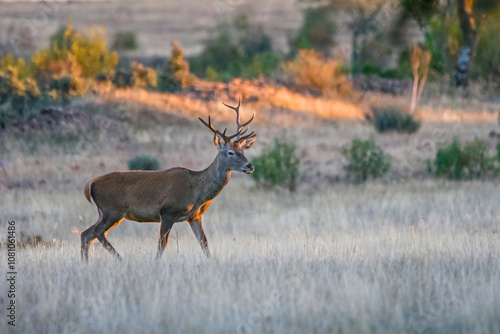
[222, 97, 255, 141]
[199, 97, 255, 143]
[198, 115, 243, 143]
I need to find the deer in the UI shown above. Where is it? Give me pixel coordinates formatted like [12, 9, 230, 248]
[81, 99, 256, 261]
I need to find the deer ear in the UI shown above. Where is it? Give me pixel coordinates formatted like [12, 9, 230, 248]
[238, 135, 256, 150]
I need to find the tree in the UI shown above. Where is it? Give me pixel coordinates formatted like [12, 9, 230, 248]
[289, 6, 337, 57]
[311, 0, 399, 70]
[401, 0, 500, 88]
[454, 0, 500, 88]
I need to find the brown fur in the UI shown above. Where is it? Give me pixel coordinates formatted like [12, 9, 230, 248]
[81, 102, 256, 261]
[84, 180, 92, 204]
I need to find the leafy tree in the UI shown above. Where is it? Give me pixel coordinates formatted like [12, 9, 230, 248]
[289, 6, 337, 57]
[402, 0, 499, 87]
[312, 0, 399, 71]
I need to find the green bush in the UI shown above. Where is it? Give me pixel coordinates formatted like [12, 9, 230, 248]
[372, 107, 421, 134]
[434, 138, 494, 180]
[112, 31, 139, 51]
[251, 139, 300, 191]
[189, 15, 280, 82]
[288, 6, 336, 57]
[472, 18, 500, 80]
[0, 65, 42, 126]
[496, 140, 500, 162]
[342, 138, 390, 182]
[127, 155, 161, 171]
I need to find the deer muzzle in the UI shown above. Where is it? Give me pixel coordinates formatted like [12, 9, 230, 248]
[242, 163, 254, 174]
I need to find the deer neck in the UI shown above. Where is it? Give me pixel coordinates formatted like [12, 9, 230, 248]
[197, 154, 231, 203]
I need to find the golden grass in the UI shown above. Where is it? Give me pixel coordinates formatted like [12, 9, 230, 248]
[98, 83, 498, 125]
[100, 87, 365, 124]
[416, 107, 498, 122]
[1, 179, 500, 333]
[1, 90, 500, 333]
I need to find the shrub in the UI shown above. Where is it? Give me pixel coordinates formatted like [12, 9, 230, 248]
[241, 51, 280, 79]
[0, 55, 36, 80]
[251, 139, 300, 191]
[159, 42, 196, 92]
[434, 138, 494, 180]
[342, 138, 390, 182]
[112, 31, 139, 51]
[0, 23, 119, 126]
[127, 155, 161, 171]
[496, 139, 500, 162]
[234, 14, 274, 58]
[33, 23, 118, 80]
[131, 62, 157, 89]
[189, 15, 280, 82]
[472, 18, 500, 81]
[282, 49, 350, 96]
[372, 107, 421, 134]
[288, 6, 336, 57]
[0, 65, 41, 126]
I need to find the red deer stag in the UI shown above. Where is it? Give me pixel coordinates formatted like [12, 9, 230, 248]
[81, 99, 256, 261]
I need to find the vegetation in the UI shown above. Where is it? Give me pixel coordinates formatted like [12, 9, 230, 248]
[471, 11, 500, 83]
[288, 6, 336, 57]
[0, 23, 121, 126]
[401, 0, 500, 87]
[372, 107, 421, 134]
[251, 139, 300, 191]
[342, 138, 391, 182]
[282, 49, 350, 96]
[33, 23, 118, 80]
[158, 42, 196, 92]
[127, 155, 161, 171]
[112, 31, 139, 51]
[433, 138, 495, 180]
[189, 15, 280, 82]
[0, 63, 41, 126]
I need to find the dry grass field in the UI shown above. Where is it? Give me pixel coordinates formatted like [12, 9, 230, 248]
[1, 93, 500, 333]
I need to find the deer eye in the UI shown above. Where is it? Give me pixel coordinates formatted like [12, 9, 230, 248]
[227, 151, 235, 156]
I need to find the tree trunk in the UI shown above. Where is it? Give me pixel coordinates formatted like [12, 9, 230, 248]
[352, 30, 361, 72]
[454, 0, 476, 88]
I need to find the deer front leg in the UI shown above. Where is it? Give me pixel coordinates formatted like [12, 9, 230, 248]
[189, 218, 210, 257]
[156, 215, 175, 259]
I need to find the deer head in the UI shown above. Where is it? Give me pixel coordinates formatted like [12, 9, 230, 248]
[199, 98, 256, 174]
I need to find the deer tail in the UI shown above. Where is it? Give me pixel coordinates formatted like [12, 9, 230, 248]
[84, 179, 93, 204]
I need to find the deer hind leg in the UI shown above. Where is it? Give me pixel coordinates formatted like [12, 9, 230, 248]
[94, 213, 124, 260]
[81, 208, 104, 261]
[189, 219, 210, 257]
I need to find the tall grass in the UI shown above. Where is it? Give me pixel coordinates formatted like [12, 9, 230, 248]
[1, 181, 499, 333]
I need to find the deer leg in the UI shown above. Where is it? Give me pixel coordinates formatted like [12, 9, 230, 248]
[156, 215, 175, 259]
[81, 209, 104, 261]
[94, 214, 124, 260]
[189, 219, 210, 257]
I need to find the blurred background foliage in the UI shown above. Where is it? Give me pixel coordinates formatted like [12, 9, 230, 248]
[1, 0, 500, 183]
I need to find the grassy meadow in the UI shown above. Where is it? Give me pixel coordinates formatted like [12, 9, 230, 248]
[1, 94, 500, 333]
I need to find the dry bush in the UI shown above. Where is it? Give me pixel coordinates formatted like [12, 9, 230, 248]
[282, 49, 351, 96]
[131, 62, 157, 89]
